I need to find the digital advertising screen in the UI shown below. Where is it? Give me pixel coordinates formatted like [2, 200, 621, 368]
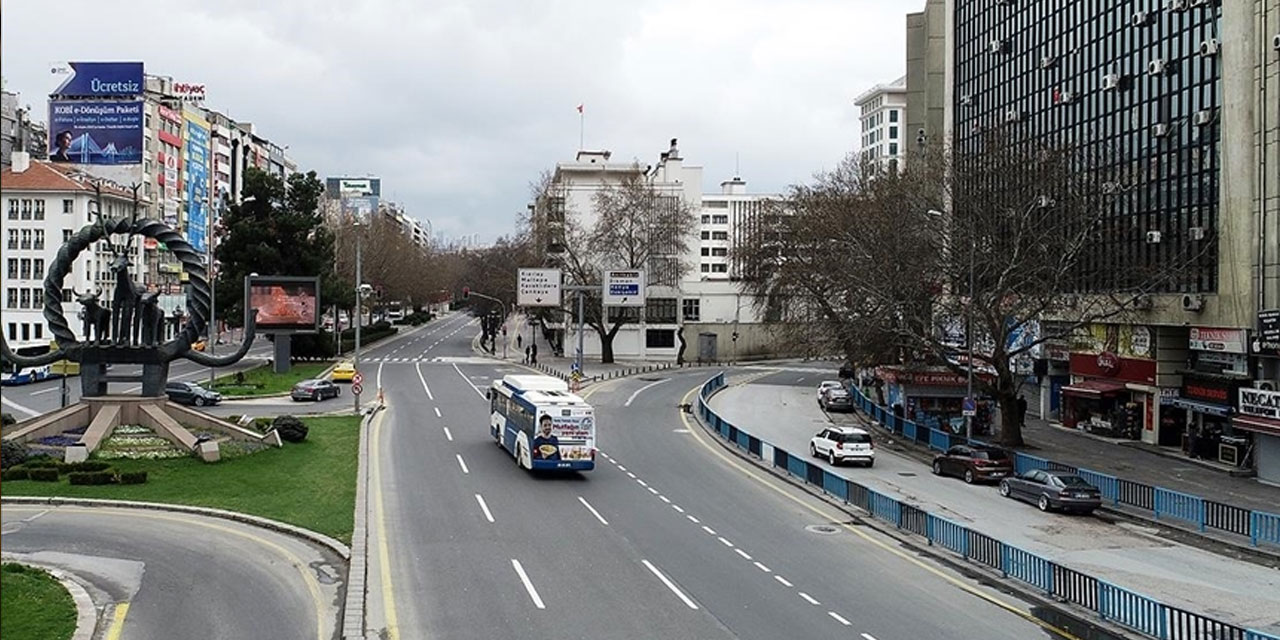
[245, 276, 321, 333]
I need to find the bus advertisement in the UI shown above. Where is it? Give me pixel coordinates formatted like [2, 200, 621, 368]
[490, 374, 595, 471]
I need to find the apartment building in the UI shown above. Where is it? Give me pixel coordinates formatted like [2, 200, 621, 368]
[854, 77, 908, 172]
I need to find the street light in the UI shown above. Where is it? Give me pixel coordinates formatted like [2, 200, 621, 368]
[928, 208, 975, 441]
[208, 193, 255, 388]
[354, 220, 368, 413]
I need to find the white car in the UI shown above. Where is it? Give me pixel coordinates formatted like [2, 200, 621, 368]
[810, 426, 876, 467]
[816, 381, 843, 405]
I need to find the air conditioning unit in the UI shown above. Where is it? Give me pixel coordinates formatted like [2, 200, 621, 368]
[1181, 293, 1205, 311]
[1255, 380, 1278, 392]
[1148, 59, 1168, 76]
[1152, 123, 1171, 137]
[1041, 55, 1058, 69]
[960, 93, 974, 106]
[1102, 73, 1121, 90]
[1189, 226, 1205, 240]
[1167, 0, 1188, 10]
[988, 40, 1005, 54]
[1189, 0, 1210, 7]
[1005, 109, 1023, 123]
[1131, 10, 1151, 27]
[1059, 90, 1078, 104]
[1133, 294, 1154, 310]
[1146, 230, 1163, 243]
[1273, 34, 1280, 51]
[1194, 109, 1215, 125]
[1199, 38, 1220, 57]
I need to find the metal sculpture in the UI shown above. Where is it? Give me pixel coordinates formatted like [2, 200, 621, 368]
[72, 288, 111, 344]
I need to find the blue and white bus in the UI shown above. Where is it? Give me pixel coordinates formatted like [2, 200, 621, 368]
[489, 374, 596, 471]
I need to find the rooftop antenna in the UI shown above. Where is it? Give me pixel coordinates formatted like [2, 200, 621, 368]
[735, 152, 740, 179]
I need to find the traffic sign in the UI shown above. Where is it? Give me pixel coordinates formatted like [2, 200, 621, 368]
[353, 383, 364, 395]
[517, 268, 562, 307]
[603, 270, 646, 307]
[962, 397, 977, 417]
[352, 372, 364, 386]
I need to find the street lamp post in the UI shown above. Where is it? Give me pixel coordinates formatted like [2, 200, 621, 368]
[354, 227, 365, 413]
[928, 208, 975, 441]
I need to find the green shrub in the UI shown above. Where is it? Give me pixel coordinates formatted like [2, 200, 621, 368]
[21, 458, 61, 469]
[1, 439, 29, 468]
[272, 415, 309, 443]
[1, 468, 30, 481]
[118, 471, 148, 485]
[68, 470, 117, 486]
[27, 468, 60, 482]
[60, 460, 113, 473]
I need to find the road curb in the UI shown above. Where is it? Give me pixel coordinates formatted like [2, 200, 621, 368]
[0, 555, 99, 640]
[0, 496, 351, 561]
[687, 384, 1147, 640]
[340, 398, 380, 640]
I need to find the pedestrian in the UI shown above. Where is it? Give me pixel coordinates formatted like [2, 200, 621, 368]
[524, 346, 531, 365]
[517, 334, 523, 349]
[1016, 394, 1028, 428]
[530, 342, 538, 365]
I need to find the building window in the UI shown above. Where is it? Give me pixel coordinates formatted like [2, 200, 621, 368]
[7, 199, 16, 220]
[34, 200, 45, 220]
[63, 229, 73, 243]
[34, 324, 43, 340]
[6, 323, 14, 340]
[33, 259, 44, 280]
[5, 289, 15, 309]
[645, 329, 676, 349]
[19, 289, 31, 309]
[20, 199, 32, 220]
[33, 230, 44, 250]
[889, 126, 898, 139]
[701, 214, 711, 224]
[20, 229, 32, 250]
[705, 201, 728, 209]
[645, 298, 678, 324]
[682, 298, 701, 322]
[701, 231, 710, 240]
[19, 259, 31, 280]
[605, 306, 640, 324]
[701, 247, 710, 256]
[712, 231, 728, 240]
[711, 264, 728, 273]
[712, 214, 728, 224]
[6, 230, 15, 250]
[711, 247, 728, 257]
[62, 199, 74, 214]
[6, 259, 16, 279]
[888, 143, 898, 156]
[889, 110, 899, 123]
[701, 264, 710, 273]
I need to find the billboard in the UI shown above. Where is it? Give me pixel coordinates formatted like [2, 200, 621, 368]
[603, 270, 645, 306]
[325, 176, 381, 199]
[50, 62, 143, 97]
[185, 112, 211, 253]
[48, 100, 144, 165]
[245, 276, 321, 333]
[341, 196, 378, 224]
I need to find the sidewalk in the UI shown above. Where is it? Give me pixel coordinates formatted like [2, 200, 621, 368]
[474, 314, 678, 383]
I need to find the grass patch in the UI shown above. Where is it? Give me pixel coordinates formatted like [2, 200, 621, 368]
[1, 563, 77, 640]
[1, 416, 360, 544]
[211, 362, 332, 396]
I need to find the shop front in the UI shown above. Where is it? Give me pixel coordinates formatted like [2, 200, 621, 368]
[1062, 351, 1155, 440]
[1177, 377, 1249, 466]
[1236, 387, 1280, 483]
[877, 367, 993, 436]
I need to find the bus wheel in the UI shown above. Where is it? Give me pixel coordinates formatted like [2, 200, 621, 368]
[517, 443, 527, 469]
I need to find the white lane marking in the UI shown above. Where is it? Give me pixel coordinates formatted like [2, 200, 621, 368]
[861, 634, 880, 640]
[799, 592, 820, 606]
[1, 395, 40, 417]
[671, 504, 684, 513]
[636, 479, 647, 486]
[647, 487, 659, 495]
[475, 494, 495, 523]
[624, 377, 669, 406]
[828, 612, 852, 626]
[754, 561, 772, 573]
[734, 548, 752, 560]
[30, 386, 60, 396]
[456, 454, 470, 474]
[577, 496, 609, 526]
[443, 427, 453, 441]
[717, 536, 734, 548]
[453, 363, 486, 399]
[511, 559, 546, 609]
[659, 495, 671, 504]
[797, 377, 806, 383]
[687, 515, 700, 524]
[701, 525, 717, 535]
[641, 560, 699, 610]
[775, 575, 794, 587]
[626, 472, 637, 479]
[617, 465, 626, 472]
[415, 363, 435, 400]
[434, 407, 442, 418]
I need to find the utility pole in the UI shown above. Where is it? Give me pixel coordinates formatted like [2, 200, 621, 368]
[208, 195, 221, 389]
[354, 228, 364, 413]
[562, 285, 595, 376]
[466, 290, 508, 359]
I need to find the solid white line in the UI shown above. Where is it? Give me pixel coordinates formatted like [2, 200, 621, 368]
[30, 386, 59, 396]
[415, 363, 435, 400]
[671, 504, 684, 513]
[1, 395, 39, 417]
[453, 363, 486, 399]
[828, 612, 852, 626]
[717, 536, 734, 548]
[774, 575, 793, 587]
[377, 361, 384, 389]
[734, 548, 752, 560]
[861, 634, 879, 640]
[799, 592, 820, 606]
[475, 494, 495, 523]
[511, 559, 546, 609]
[577, 496, 609, 526]
[624, 377, 669, 406]
[641, 560, 699, 610]
[456, 454, 470, 474]
[753, 561, 771, 573]
[443, 427, 453, 441]
[687, 515, 700, 524]
[434, 407, 442, 418]
[701, 525, 717, 535]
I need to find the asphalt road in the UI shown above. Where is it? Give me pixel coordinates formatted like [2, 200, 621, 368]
[0, 504, 345, 640]
[363, 320, 1080, 640]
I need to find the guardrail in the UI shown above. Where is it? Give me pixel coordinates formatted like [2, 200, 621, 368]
[696, 372, 1280, 640]
[843, 383, 1280, 551]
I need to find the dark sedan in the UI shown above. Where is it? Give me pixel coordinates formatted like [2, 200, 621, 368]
[999, 469, 1103, 514]
[932, 444, 1013, 484]
[821, 389, 854, 412]
[291, 379, 341, 402]
[165, 381, 222, 407]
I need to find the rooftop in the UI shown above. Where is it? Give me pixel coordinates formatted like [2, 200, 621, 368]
[0, 159, 144, 201]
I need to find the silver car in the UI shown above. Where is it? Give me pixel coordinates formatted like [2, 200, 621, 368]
[999, 469, 1102, 514]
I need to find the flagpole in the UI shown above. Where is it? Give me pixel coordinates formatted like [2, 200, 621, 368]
[578, 110, 584, 151]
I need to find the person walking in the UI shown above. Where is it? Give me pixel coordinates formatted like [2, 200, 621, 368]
[530, 342, 538, 365]
[524, 346, 531, 365]
[1016, 394, 1028, 428]
[517, 334, 523, 349]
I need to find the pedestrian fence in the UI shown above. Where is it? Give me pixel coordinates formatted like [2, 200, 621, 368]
[844, 383, 1280, 550]
[696, 372, 1280, 640]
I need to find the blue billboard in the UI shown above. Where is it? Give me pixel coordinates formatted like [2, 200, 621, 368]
[185, 114, 211, 253]
[48, 101, 144, 165]
[51, 62, 144, 97]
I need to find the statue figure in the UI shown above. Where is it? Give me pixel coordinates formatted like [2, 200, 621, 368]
[108, 248, 139, 346]
[135, 290, 163, 346]
[73, 288, 111, 344]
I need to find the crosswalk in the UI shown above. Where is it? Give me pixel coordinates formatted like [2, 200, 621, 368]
[362, 355, 497, 365]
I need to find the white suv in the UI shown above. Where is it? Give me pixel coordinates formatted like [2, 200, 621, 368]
[809, 427, 875, 467]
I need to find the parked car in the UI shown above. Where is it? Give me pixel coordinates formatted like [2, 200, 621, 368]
[932, 444, 1014, 484]
[999, 469, 1102, 514]
[331, 361, 356, 382]
[165, 381, 222, 407]
[816, 380, 843, 406]
[809, 426, 875, 467]
[821, 388, 854, 412]
[291, 379, 342, 402]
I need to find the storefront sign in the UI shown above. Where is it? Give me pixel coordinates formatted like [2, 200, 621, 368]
[1159, 387, 1181, 405]
[1130, 326, 1151, 357]
[1188, 327, 1248, 354]
[1069, 352, 1156, 384]
[1183, 380, 1232, 404]
[1239, 387, 1280, 420]
[1255, 310, 1280, 356]
[1070, 324, 1156, 359]
[1096, 352, 1121, 376]
[1193, 351, 1249, 376]
[876, 368, 969, 387]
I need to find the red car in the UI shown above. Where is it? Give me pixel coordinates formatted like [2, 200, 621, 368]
[932, 444, 1013, 484]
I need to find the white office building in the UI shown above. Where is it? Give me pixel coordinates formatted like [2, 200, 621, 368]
[854, 76, 908, 173]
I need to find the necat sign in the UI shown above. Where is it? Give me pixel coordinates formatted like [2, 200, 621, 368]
[1240, 388, 1280, 420]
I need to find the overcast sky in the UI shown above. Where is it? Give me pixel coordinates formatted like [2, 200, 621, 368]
[2, 0, 907, 243]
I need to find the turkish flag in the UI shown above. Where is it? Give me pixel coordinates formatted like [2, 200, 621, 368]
[576, 104, 584, 114]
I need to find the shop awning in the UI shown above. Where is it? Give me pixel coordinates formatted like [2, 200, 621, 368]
[1062, 380, 1129, 397]
[1171, 398, 1232, 417]
[1232, 415, 1280, 436]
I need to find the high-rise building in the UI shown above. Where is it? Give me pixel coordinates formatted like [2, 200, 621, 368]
[1, 89, 47, 169]
[904, 0, 946, 159]
[854, 77, 908, 173]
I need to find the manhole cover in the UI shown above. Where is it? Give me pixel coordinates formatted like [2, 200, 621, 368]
[805, 524, 841, 535]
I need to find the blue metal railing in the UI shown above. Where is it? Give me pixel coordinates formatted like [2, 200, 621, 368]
[695, 372, 1270, 640]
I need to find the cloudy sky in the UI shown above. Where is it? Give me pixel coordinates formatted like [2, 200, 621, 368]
[2, 0, 907, 243]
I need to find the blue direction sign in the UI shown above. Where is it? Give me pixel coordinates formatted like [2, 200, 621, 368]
[962, 396, 977, 417]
